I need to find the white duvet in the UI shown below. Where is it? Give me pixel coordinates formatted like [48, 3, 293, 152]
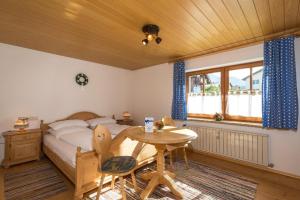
[56, 124, 129, 151]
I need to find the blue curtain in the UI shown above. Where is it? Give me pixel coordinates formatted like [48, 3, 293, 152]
[172, 60, 187, 120]
[263, 36, 298, 129]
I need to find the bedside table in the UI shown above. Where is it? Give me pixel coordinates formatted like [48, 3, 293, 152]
[2, 129, 41, 168]
[116, 119, 134, 126]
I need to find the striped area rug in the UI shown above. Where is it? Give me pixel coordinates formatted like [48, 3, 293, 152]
[88, 160, 257, 200]
[4, 160, 67, 200]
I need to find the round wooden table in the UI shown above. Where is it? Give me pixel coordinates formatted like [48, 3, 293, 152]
[127, 126, 197, 199]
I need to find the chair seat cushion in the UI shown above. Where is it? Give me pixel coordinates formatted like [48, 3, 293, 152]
[101, 156, 136, 173]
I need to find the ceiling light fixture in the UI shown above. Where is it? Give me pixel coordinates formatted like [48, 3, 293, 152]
[142, 24, 162, 45]
[142, 39, 148, 45]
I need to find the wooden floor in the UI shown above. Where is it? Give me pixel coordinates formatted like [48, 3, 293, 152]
[1, 152, 300, 200]
[188, 152, 300, 200]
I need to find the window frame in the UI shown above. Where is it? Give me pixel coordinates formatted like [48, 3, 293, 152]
[186, 61, 263, 123]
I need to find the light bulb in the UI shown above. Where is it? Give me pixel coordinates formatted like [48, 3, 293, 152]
[142, 39, 148, 45]
[147, 34, 154, 41]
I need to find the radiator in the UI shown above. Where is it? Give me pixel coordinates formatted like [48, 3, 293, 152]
[187, 126, 269, 166]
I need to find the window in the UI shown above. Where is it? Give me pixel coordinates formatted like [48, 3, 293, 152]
[253, 80, 259, 84]
[186, 61, 263, 122]
[187, 69, 222, 117]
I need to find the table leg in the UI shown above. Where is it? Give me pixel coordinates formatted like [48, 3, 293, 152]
[140, 176, 160, 200]
[160, 174, 183, 197]
[166, 171, 176, 178]
[141, 169, 175, 180]
[140, 144, 183, 200]
[141, 171, 157, 180]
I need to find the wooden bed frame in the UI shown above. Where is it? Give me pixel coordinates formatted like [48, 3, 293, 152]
[41, 112, 157, 200]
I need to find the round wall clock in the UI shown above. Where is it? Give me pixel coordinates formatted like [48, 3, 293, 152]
[75, 73, 88, 86]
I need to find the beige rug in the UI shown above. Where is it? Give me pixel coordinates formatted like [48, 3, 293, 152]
[87, 160, 257, 200]
[4, 160, 67, 200]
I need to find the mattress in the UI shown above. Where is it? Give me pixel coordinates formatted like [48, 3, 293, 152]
[44, 134, 78, 168]
[43, 124, 130, 168]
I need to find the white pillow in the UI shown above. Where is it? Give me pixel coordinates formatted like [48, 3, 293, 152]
[87, 117, 116, 127]
[48, 126, 91, 139]
[49, 119, 88, 130]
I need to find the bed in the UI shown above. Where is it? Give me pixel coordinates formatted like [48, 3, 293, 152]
[41, 112, 157, 200]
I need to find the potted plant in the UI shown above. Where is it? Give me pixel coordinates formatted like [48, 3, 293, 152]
[214, 113, 224, 121]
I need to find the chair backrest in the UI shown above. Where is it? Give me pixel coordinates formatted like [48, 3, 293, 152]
[162, 116, 176, 126]
[93, 125, 113, 168]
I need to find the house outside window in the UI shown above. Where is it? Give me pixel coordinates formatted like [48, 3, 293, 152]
[243, 68, 263, 90]
[186, 61, 263, 123]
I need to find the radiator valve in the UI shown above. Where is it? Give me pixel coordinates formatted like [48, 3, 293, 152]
[268, 163, 274, 168]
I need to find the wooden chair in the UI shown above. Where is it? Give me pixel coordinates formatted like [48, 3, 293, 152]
[93, 125, 138, 200]
[162, 116, 189, 169]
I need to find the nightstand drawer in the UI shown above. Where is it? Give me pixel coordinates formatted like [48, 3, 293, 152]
[11, 141, 39, 161]
[11, 132, 40, 142]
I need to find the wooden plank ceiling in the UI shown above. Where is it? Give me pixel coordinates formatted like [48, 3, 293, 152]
[0, 0, 299, 70]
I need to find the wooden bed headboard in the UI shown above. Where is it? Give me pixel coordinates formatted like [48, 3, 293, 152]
[41, 111, 103, 133]
[64, 111, 102, 121]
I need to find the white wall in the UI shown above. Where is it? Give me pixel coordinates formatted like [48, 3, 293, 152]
[132, 63, 173, 125]
[185, 43, 263, 71]
[132, 39, 300, 176]
[0, 43, 133, 132]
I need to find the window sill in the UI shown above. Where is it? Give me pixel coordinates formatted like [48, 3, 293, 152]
[187, 118, 262, 128]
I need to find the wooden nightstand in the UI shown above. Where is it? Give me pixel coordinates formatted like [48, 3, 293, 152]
[2, 129, 41, 168]
[116, 119, 134, 126]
